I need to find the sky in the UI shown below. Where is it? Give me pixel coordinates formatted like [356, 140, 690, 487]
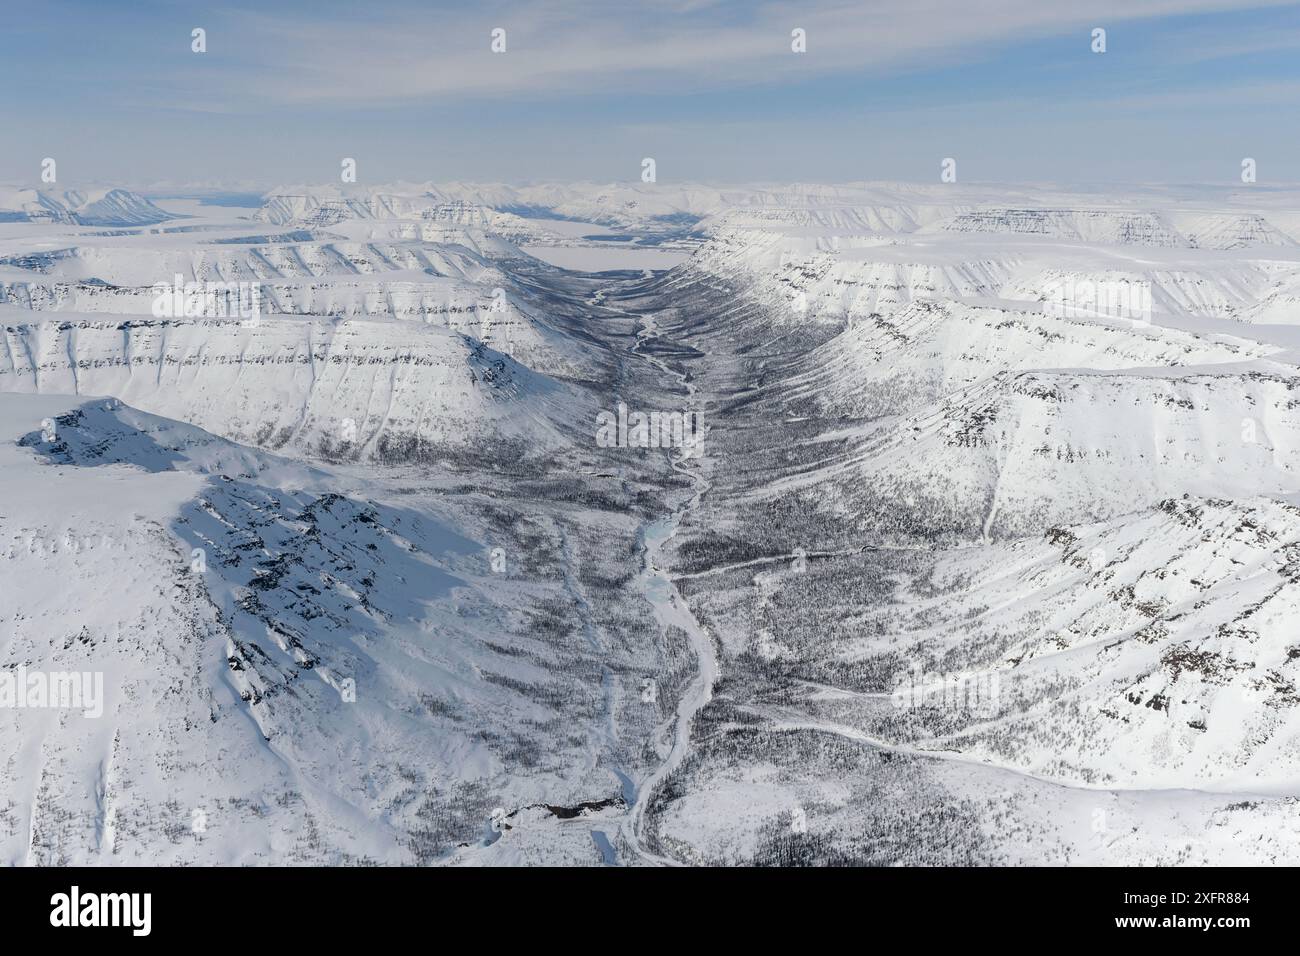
[3, 0, 1300, 189]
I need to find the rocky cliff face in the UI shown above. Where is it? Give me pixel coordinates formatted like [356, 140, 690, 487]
[0, 316, 589, 461]
[0, 188, 173, 226]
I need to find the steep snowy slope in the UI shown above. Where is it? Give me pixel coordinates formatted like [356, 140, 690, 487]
[255, 188, 568, 245]
[0, 314, 592, 462]
[1, 237, 510, 285]
[0, 231, 593, 376]
[750, 493, 1300, 793]
[678, 210, 1300, 333]
[0, 394, 652, 864]
[255, 188, 447, 226]
[1241, 269, 1300, 325]
[933, 207, 1186, 246]
[796, 363, 1300, 540]
[1171, 212, 1298, 250]
[681, 227, 1013, 322]
[781, 299, 1275, 419]
[0, 188, 173, 226]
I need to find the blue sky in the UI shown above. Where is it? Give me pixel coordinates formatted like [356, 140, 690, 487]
[4, 0, 1300, 187]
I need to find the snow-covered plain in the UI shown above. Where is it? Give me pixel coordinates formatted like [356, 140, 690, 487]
[3, 180, 1300, 865]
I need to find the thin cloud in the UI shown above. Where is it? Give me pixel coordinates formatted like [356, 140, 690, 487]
[166, 0, 1299, 108]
